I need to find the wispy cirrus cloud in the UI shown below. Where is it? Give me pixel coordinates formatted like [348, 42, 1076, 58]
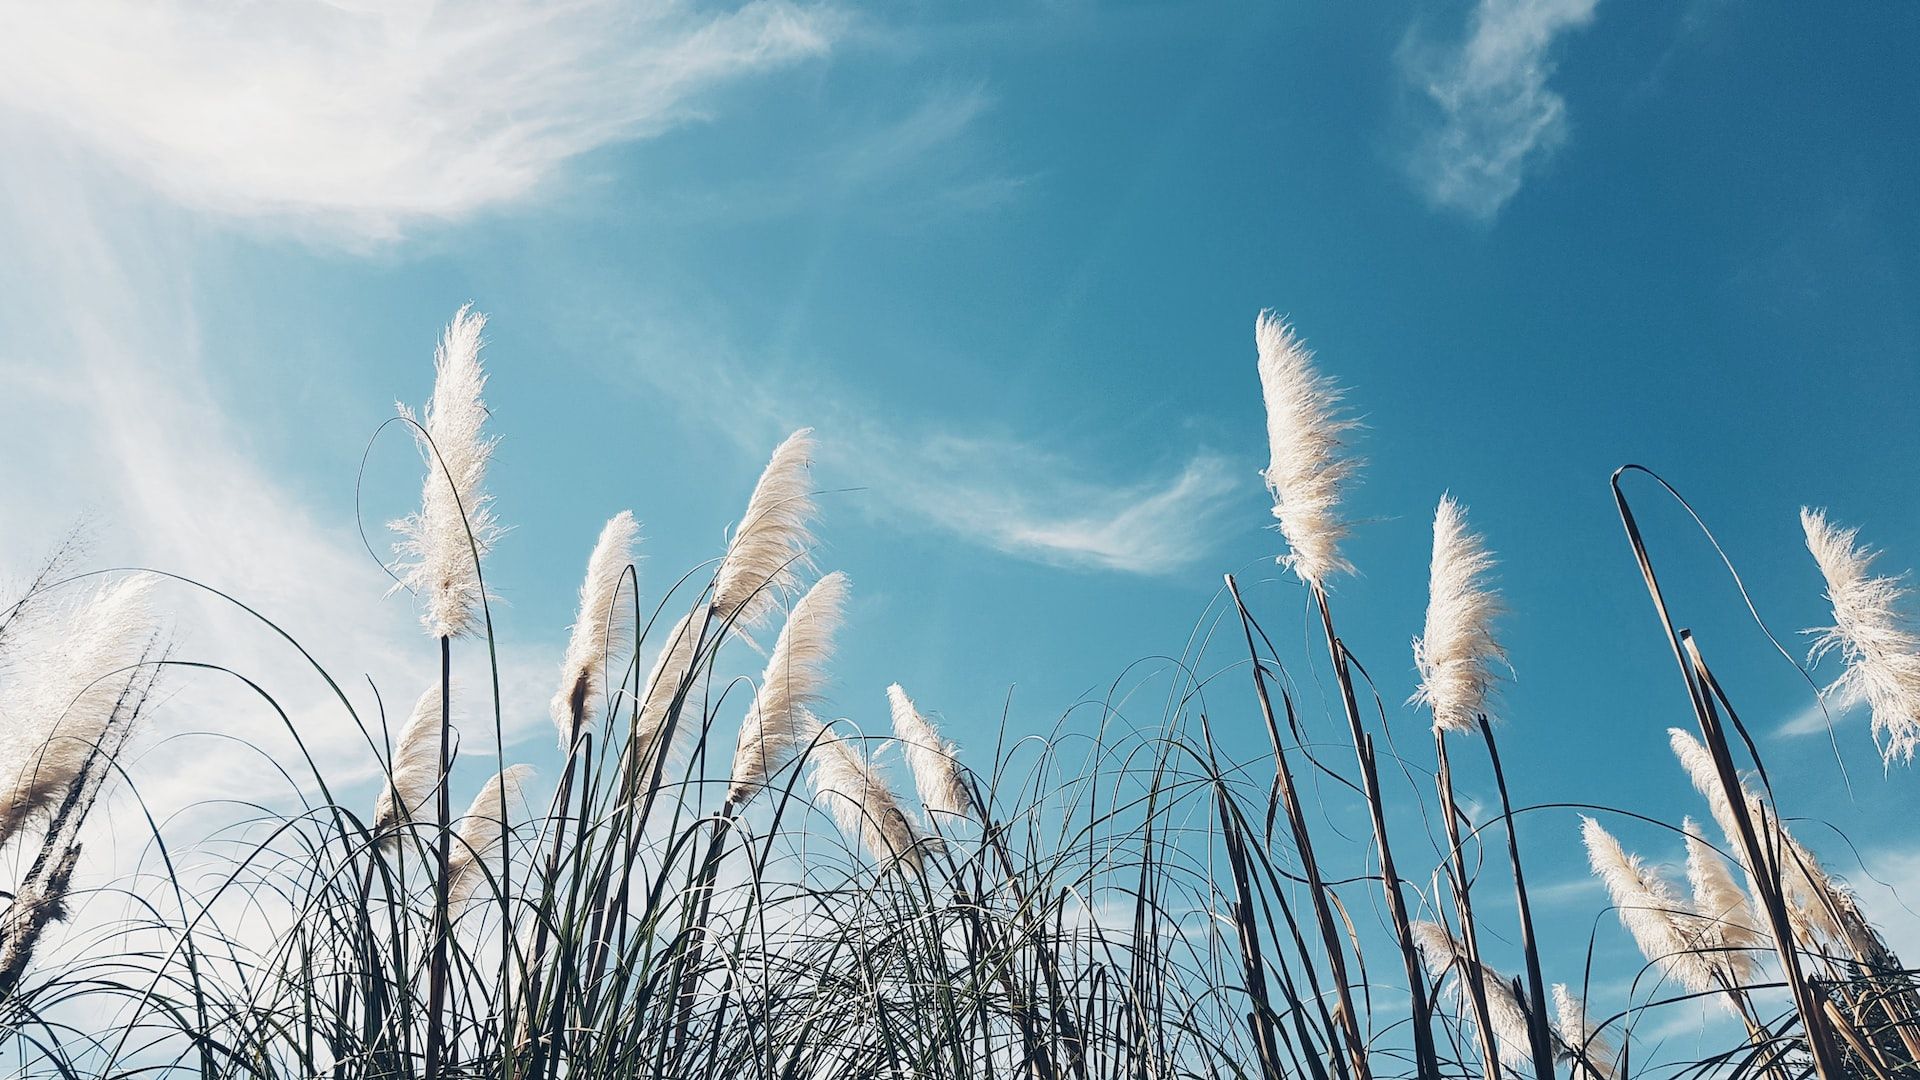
[0, 149, 559, 837]
[0, 0, 838, 242]
[853, 431, 1240, 575]
[633, 82, 1031, 228]
[1776, 695, 1862, 739]
[1398, 0, 1598, 221]
[598, 311, 1240, 575]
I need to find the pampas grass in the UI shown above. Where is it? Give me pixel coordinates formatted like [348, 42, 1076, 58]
[1668, 727, 1843, 941]
[1259, 308, 1442, 1077]
[1412, 920, 1537, 1069]
[0, 846, 80, 997]
[886, 683, 973, 823]
[1681, 816, 1763, 978]
[1801, 507, 1920, 765]
[448, 765, 532, 908]
[391, 305, 500, 640]
[713, 428, 816, 630]
[1581, 816, 1717, 997]
[6, 308, 1920, 1080]
[1414, 494, 1506, 734]
[1255, 311, 1356, 588]
[1415, 492, 1552, 1080]
[632, 609, 703, 769]
[1667, 727, 1746, 858]
[1550, 984, 1617, 1080]
[372, 684, 448, 838]
[806, 721, 924, 876]
[633, 433, 819, 776]
[551, 510, 639, 746]
[0, 576, 154, 850]
[728, 571, 848, 806]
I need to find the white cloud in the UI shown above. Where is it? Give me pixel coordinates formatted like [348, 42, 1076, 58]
[984, 455, 1239, 574]
[1399, 0, 1598, 220]
[782, 411, 1242, 576]
[863, 434, 1241, 575]
[630, 83, 1030, 228]
[1526, 873, 1605, 906]
[1776, 695, 1861, 739]
[0, 146, 559, 869]
[600, 313, 1242, 575]
[0, 0, 837, 242]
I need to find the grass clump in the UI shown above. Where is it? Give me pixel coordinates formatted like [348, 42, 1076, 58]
[0, 308, 1914, 1080]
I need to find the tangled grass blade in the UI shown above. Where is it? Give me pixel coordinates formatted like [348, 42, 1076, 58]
[1411, 920, 1536, 1068]
[551, 510, 640, 747]
[714, 429, 816, 631]
[373, 684, 448, 839]
[886, 683, 972, 822]
[391, 305, 500, 639]
[728, 572, 848, 806]
[1255, 311, 1358, 587]
[15, 305, 1920, 1080]
[1413, 494, 1506, 735]
[1801, 507, 1920, 765]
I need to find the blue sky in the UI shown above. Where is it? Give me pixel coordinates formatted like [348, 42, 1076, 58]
[2, 0, 1917, 1045]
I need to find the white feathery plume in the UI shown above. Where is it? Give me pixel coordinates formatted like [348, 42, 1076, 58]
[1254, 311, 1358, 588]
[807, 721, 924, 877]
[550, 510, 640, 748]
[632, 609, 707, 774]
[1800, 507, 1920, 765]
[391, 305, 500, 639]
[712, 429, 816, 631]
[887, 683, 973, 822]
[1412, 494, 1506, 734]
[1667, 728, 1743, 847]
[449, 765, 533, 908]
[1681, 817, 1761, 985]
[372, 685, 448, 838]
[1667, 728, 1841, 940]
[633, 607, 710, 772]
[1410, 920, 1536, 1068]
[0, 576, 155, 849]
[1581, 817, 1717, 996]
[1551, 984, 1618, 1080]
[727, 572, 848, 806]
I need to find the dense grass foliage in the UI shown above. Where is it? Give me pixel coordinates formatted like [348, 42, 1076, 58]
[0, 311, 1914, 1079]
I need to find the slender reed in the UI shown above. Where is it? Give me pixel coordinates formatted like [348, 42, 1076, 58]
[1255, 310, 1433, 1079]
[391, 305, 499, 1080]
[1612, 468, 1849, 1079]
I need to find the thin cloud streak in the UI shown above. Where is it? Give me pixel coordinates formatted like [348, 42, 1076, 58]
[603, 317, 1241, 575]
[0, 150, 557, 840]
[869, 436, 1241, 575]
[0, 0, 839, 242]
[631, 83, 1031, 228]
[1776, 696, 1861, 739]
[1398, 0, 1598, 220]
